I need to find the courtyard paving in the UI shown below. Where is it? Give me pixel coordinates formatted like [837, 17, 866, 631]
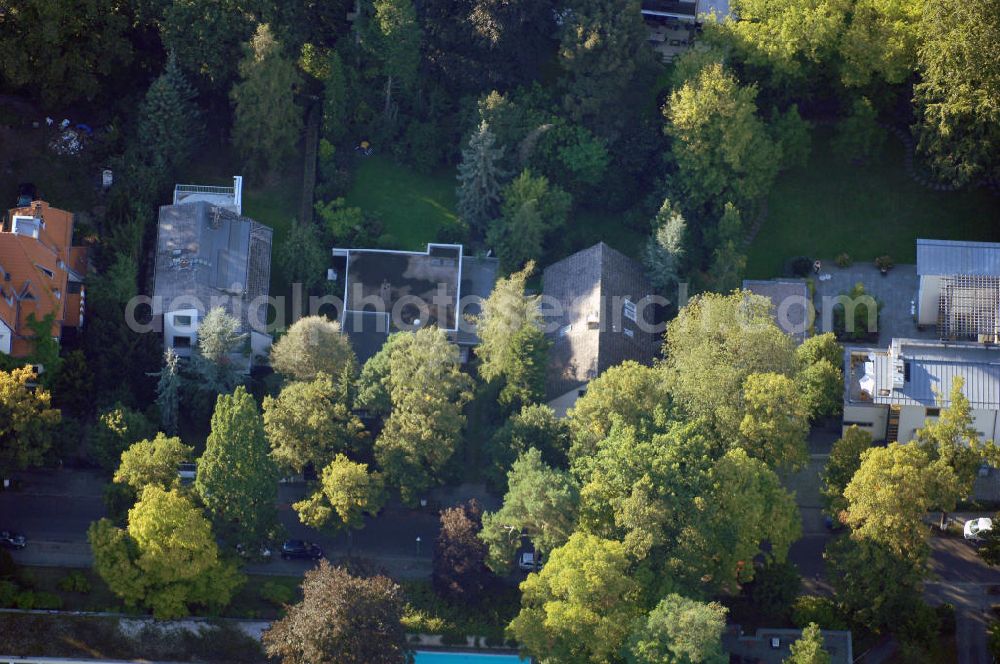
[810, 263, 938, 346]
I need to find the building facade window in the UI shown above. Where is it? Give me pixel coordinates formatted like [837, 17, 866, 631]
[173, 336, 192, 348]
[623, 298, 637, 322]
[174, 314, 193, 327]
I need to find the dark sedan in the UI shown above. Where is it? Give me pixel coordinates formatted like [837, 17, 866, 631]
[280, 540, 323, 560]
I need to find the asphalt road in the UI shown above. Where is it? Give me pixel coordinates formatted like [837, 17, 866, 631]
[0, 468, 443, 578]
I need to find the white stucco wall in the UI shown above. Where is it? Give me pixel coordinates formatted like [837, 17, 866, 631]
[163, 308, 199, 357]
[0, 319, 12, 355]
[918, 275, 944, 326]
[842, 403, 889, 440]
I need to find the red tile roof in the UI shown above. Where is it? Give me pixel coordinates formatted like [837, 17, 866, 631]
[0, 201, 89, 358]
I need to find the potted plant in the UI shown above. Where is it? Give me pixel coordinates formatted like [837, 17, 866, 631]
[874, 255, 894, 275]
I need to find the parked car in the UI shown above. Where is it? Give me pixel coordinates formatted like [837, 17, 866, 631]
[0, 531, 26, 549]
[15, 183, 37, 208]
[518, 551, 543, 572]
[964, 517, 993, 540]
[280, 540, 323, 560]
[177, 462, 196, 485]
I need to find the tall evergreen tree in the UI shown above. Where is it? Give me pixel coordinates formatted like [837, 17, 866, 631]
[786, 622, 831, 664]
[196, 386, 279, 545]
[642, 199, 688, 293]
[231, 24, 304, 178]
[456, 121, 507, 234]
[155, 349, 182, 436]
[137, 52, 201, 178]
[192, 307, 245, 393]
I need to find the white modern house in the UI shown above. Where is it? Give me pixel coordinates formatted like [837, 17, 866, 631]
[151, 177, 273, 371]
[843, 337, 1000, 444]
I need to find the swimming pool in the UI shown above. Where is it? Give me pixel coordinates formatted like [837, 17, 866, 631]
[413, 651, 528, 664]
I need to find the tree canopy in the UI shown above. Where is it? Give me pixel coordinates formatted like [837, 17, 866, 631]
[262, 561, 409, 664]
[374, 328, 474, 503]
[270, 316, 358, 383]
[263, 371, 368, 474]
[113, 434, 193, 493]
[626, 594, 729, 664]
[89, 486, 242, 618]
[196, 386, 279, 544]
[0, 367, 61, 478]
[293, 454, 385, 532]
[508, 532, 642, 664]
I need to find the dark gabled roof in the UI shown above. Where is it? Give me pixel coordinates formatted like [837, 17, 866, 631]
[917, 239, 1000, 276]
[542, 242, 660, 398]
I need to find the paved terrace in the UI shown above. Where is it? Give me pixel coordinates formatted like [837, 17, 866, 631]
[811, 263, 938, 345]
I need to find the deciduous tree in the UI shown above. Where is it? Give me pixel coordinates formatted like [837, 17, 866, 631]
[832, 97, 886, 162]
[485, 404, 571, 490]
[355, 332, 410, 415]
[270, 316, 357, 383]
[0, 367, 61, 478]
[0, 0, 132, 104]
[88, 487, 242, 619]
[913, 0, 1000, 185]
[374, 328, 474, 503]
[361, 0, 421, 117]
[843, 442, 961, 560]
[558, 0, 650, 137]
[671, 448, 801, 594]
[738, 372, 810, 473]
[663, 291, 797, 435]
[626, 594, 728, 664]
[474, 262, 549, 407]
[90, 404, 157, 472]
[567, 361, 671, 461]
[293, 455, 385, 533]
[433, 500, 491, 603]
[264, 372, 367, 474]
[821, 426, 872, 516]
[488, 170, 571, 271]
[196, 387, 279, 545]
[113, 434, 193, 492]
[508, 532, 642, 664]
[664, 61, 782, 213]
[262, 561, 408, 664]
[786, 622, 831, 664]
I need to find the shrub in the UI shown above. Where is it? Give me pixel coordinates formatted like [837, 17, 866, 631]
[989, 622, 1000, 658]
[835, 253, 852, 268]
[874, 255, 894, 271]
[787, 256, 813, 277]
[441, 629, 469, 646]
[0, 579, 19, 606]
[791, 595, 849, 630]
[258, 581, 295, 608]
[936, 603, 956, 635]
[14, 590, 36, 609]
[32, 591, 63, 610]
[0, 549, 16, 579]
[58, 570, 92, 594]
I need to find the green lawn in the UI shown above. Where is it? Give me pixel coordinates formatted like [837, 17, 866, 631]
[345, 155, 462, 250]
[746, 126, 1000, 279]
[564, 207, 646, 260]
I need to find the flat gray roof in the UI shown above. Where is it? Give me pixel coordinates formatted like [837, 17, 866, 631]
[742, 279, 810, 343]
[724, 626, 852, 664]
[847, 338, 1000, 408]
[917, 238, 1000, 277]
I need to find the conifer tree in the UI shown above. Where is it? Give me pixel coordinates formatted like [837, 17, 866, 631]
[456, 121, 507, 234]
[155, 349, 181, 436]
[642, 199, 687, 293]
[138, 52, 201, 177]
